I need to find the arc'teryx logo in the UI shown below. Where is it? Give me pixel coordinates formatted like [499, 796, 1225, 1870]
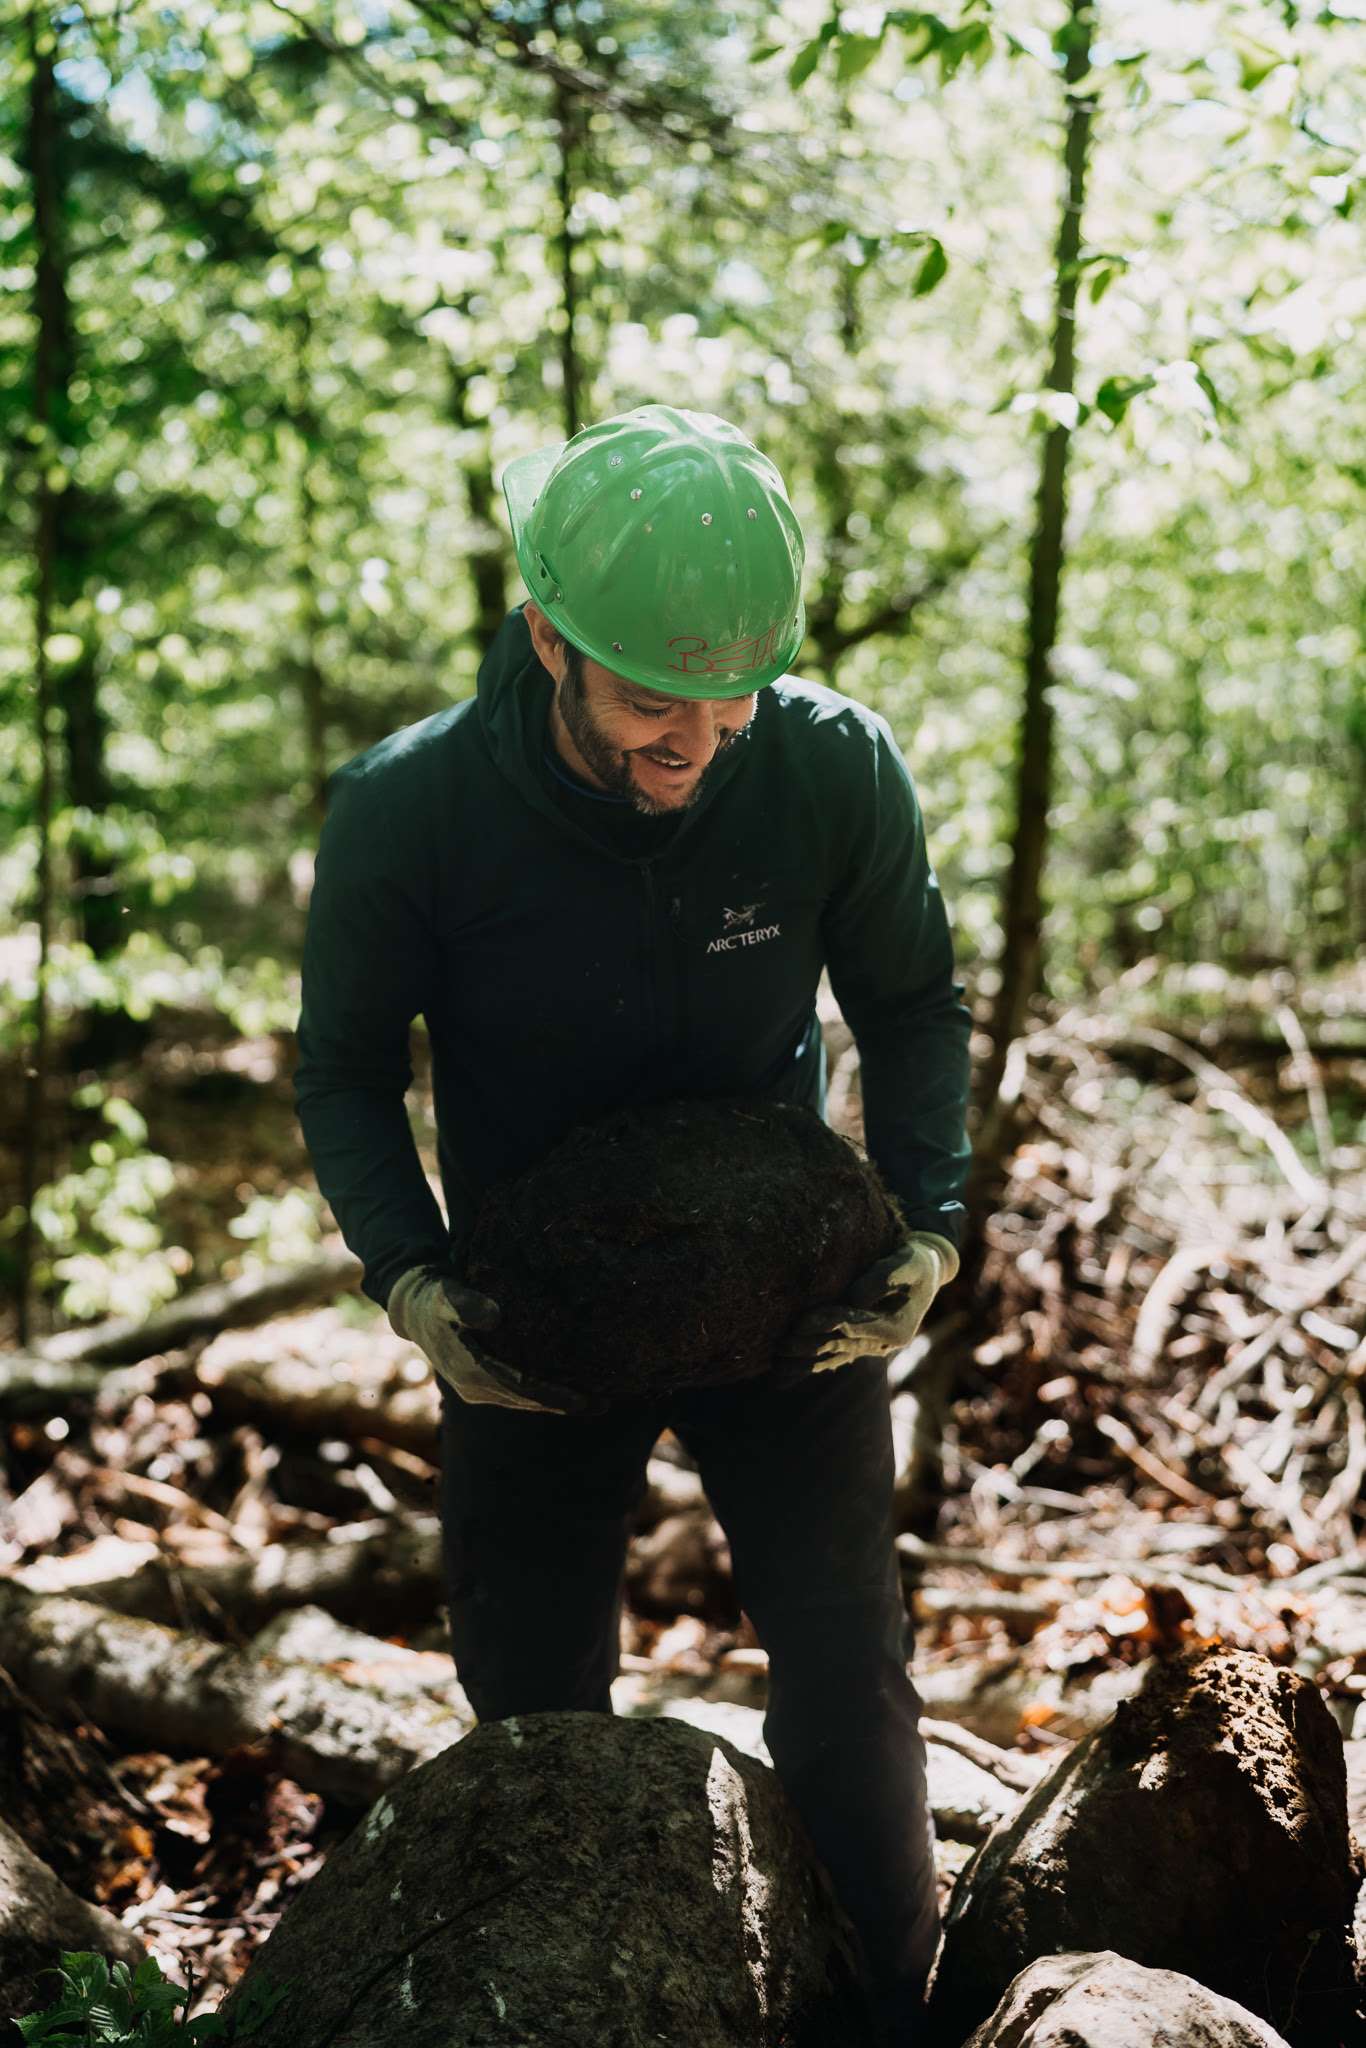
[708, 901, 781, 955]
[723, 904, 760, 930]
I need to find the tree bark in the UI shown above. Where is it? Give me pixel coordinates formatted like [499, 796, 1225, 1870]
[554, 78, 584, 435]
[449, 362, 509, 651]
[0, 1584, 470, 1808]
[12, 1517, 446, 1636]
[26, 20, 117, 968]
[8, 1462, 700, 1632]
[291, 304, 330, 825]
[17, 6, 60, 1345]
[977, 0, 1098, 1156]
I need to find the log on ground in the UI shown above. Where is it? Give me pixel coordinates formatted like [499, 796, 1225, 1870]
[0, 1584, 470, 1807]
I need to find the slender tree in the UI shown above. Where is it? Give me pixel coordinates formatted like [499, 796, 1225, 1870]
[975, 0, 1097, 1156]
[289, 304, 330, 824]
[554, 77, 584, 438]
[17, 3, 59, 1340]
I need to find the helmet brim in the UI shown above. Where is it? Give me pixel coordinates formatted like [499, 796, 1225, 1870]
[501, 441, 566, 556]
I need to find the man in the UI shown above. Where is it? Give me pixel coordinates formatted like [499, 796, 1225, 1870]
[294, 403, 972, 2042]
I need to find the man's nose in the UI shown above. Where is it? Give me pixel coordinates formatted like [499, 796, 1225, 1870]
[664, 701, 722, 756]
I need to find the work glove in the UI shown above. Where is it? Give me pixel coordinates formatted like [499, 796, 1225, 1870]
[387, 1263, 593, 1415]
[772, 1231, 961, 1380]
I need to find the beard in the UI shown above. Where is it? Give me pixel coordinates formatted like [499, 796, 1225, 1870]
[557, 649, 742, 818]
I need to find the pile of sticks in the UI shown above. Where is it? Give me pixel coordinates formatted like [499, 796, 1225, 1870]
[957, 989, 1366, 1566]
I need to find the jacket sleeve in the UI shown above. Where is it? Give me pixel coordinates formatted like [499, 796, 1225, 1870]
[821, 718, 972, 1252]
[293, 761, 452, 1309]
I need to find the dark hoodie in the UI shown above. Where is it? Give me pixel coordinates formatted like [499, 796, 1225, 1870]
[294, 606, 972, 1308]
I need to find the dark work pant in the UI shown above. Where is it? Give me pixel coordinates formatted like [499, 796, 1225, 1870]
[437, 1359, 939, 2036]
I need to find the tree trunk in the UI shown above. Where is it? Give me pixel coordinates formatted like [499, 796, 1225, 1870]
[17, 7, 60, 1344]
[291, 305, 329, 825]
[977, 0, 1097, 1157]
[554, 78, 584, 435]
[449, 364, 508, 652]
[27, 27, 116, 966]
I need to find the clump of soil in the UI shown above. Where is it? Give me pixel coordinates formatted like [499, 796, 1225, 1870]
[464, 1098, 903, 1402]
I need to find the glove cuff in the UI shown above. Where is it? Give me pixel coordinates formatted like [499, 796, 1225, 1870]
[387, 1262, 438, 1342]
[908, 1230, 960, 1290]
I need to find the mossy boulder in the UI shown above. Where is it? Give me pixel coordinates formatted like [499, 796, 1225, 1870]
[465, 1097, 902, 1403]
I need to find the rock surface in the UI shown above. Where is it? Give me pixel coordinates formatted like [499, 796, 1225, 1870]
[219, 1711, 878, 2048]
[0, 1817, 145, 2024]
[958, 1950, 1292, 2048]
[926, 1646, 1365, 2048]
[465, 1098, 903, 1400]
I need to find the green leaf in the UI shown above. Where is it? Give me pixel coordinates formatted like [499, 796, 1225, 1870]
[60, 1953, 110, 2002]
[1094, 373, 1156, 423]
[748, 42, 783, 63]
[788, 37, 825, 87]
[836, 32, 884, 81]
[15, 2008, 95, 2043]
[912, 238, 948, 295]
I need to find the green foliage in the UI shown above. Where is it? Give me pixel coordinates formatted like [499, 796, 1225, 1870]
[25, 1088, 179, 1321]
[13, 1951, 226, 2045]
[11, 1951, 291, 2045]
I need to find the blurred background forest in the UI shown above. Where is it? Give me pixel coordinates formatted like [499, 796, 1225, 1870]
[1, 0, 1363, 1366]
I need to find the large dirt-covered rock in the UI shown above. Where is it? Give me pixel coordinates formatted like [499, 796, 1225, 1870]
[465, 1097, 903, 1401]
[926, 1646, 1365, 2048]
[218, 1711, 878, 2048]
[959, 1951, 1292, 2048]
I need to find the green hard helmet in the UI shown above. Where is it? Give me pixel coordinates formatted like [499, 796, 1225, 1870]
[501, 404, 806, 700]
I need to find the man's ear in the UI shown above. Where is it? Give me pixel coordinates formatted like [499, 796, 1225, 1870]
[523, 601, 564, 681]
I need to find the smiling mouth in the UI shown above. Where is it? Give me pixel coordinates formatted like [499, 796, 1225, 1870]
[637, 749, 694, 771]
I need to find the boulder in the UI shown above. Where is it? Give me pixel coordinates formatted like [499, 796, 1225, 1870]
[218, 1711, 878, 2047]
[926, 1646, 1364, 2048]
[465, 1098, 902, 1400]
[958, 1950, 1292, 2047]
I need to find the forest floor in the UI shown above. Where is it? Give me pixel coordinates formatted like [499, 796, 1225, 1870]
[2, 959, 1365, 2016]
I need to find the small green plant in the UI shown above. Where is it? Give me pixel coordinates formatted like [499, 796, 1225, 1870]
[11, 1952, 292, 2045]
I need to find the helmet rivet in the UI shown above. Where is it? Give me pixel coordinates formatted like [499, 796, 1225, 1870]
[630, 488, 642, 501]
[612, 641, 624, 653]
[644, 523, 653, 534]
[701, 513, 713, 525]
[608, 454, 623, 468]
[554, 590, 563, 601]
[746, 507, 757, 519]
